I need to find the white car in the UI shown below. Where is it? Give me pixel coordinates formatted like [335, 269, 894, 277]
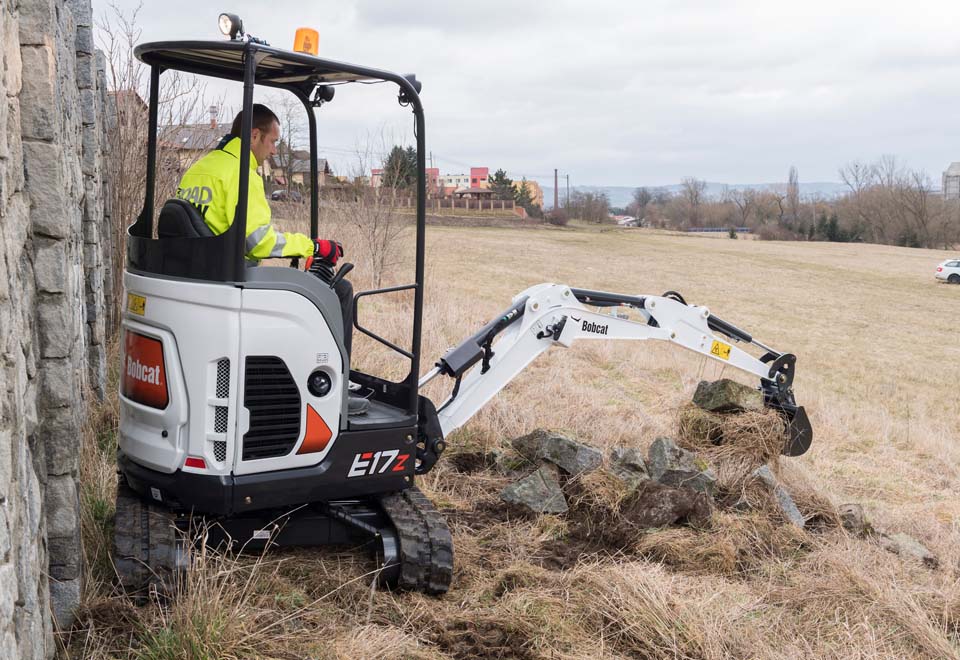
[935, 258, 960, 284]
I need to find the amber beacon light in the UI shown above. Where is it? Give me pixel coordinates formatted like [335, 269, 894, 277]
[294, 28, 319, 55]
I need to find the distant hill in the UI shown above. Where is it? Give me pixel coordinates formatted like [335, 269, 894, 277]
[542, 182, 849, 210]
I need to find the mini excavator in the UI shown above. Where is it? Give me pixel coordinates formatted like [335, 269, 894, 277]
[113, 15, 813, 595]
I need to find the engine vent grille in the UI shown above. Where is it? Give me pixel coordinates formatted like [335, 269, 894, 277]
[214, 406, 229, 433]
[242, 356, 301, 460]
[213, 440, 227, 462]
[216, 359, 230, 398]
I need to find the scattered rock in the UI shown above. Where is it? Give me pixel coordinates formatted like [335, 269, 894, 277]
[500, 463, 568, 514]
[879, 532, 938, 569]
[621, 481, 713, 529]
[838, 503, 871, 536]
[512, 429, 603, 476]
[608, 447, 650, 490]
[646, 437, 717, 496]
[750, 465, 805, 528]
[693, 379, 764, 413]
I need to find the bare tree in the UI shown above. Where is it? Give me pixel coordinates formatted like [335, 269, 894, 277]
[680, 177, 707, 226]
[97, 2, 211, 329]
[270, 93, 306, 194]
[727, 188, 755, 227]
[629, 187, 652, 221]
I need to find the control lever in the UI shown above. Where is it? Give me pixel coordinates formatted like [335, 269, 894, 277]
[329, 262, 354, 289]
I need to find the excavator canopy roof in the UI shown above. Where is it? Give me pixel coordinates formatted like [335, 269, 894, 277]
[135, 40, 408, 89]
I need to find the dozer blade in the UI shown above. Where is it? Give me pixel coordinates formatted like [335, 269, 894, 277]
[782, 405, 813, 457]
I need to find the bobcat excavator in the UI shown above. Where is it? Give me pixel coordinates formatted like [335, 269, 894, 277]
[114, 15, 813, 596]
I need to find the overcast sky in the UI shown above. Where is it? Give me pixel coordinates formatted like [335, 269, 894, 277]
[102, 0, 960, 188]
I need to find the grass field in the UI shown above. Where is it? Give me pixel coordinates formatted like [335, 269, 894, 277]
[69, 222, 960, 658]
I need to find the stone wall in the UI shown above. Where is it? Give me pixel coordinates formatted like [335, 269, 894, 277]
[0, 0, 111, 656]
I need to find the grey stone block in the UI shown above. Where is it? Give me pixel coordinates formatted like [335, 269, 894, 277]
[5, 101, 25, 193]
[751, 465, 805, 528]
[48, 534, 82, 580]
[40, 406, 81, 475]
[81, 128, 99, 176]
[33, 239, 67, 294]
[500, 463, 568, 514]
[512, 429, 603, 476]
[17, 0, 56, 46]
[75, 53, 94, 89]
[18, 46, 59, 140]
[879, 532, 938, 569]
[646, 437, 717, 496]
[692, 379, 764, 413]
[68, 0, 94, 27]
[44, 475, 78, 539]
[49, 578, 81, 630]
[38, 357, 78, 407]
[23, 142, 69, 238]
[75, 25, 94, 55]
[80, 89, 98, 126]
[0, 564, 17, 626]
[608, 446, 650, 490]
[37, 298, 77, 359]
[3, 13, 23, 96]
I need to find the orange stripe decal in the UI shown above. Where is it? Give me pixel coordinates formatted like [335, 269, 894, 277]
[297, 404, 332, 454]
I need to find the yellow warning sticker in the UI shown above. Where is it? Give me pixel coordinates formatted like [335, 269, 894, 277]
[710, 339, 731, 360]
[127, 293, 146, 316]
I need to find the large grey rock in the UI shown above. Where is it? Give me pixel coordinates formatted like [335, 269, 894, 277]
[879, 533, 938, 569]
[646, 437, 716, 496]
[608, 446, 650, 490]
[512, 429, 602, 476]
[692, 379, 764, 413]
[622, 481, 713, 529]
[751, 465, 805, 528]
[500, 463, 568, 514]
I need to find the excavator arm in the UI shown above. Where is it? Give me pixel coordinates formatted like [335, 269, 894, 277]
[419, 283, 812, 457]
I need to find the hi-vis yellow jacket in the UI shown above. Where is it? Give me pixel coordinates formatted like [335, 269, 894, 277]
[175, 137, 314, 260]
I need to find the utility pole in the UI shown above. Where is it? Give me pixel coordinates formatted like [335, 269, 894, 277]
[429, 151, 434, 170]
[565, 174, 570, 208]
[554, 168, 559, 210]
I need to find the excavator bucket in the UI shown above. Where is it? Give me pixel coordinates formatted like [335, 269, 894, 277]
[782, 405, 813, 457]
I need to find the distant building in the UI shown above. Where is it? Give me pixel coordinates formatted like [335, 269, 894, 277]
[269, 149, 331, 188]
[943, 163, 960, 199]
[439, 167, 489, 193]
[160, 105, 227, 173]
[512, 180, 544, 208]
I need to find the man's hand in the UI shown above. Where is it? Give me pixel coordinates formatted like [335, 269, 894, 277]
[313, 239, 343, 265]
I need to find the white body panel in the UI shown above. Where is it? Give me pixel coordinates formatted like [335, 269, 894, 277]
[119, 272, 343, 477]
[233, 288, 343, 475]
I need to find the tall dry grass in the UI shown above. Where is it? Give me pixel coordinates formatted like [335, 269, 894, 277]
[65, 218, 960, 658]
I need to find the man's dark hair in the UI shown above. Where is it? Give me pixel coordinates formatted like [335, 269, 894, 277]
[230, 103, 279, 137]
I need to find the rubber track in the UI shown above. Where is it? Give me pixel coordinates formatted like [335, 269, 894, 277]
[379, 487, 454, 595]
[113, 482, 184, 596]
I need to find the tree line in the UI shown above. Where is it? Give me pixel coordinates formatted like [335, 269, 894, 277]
[623, 159, 960, 249]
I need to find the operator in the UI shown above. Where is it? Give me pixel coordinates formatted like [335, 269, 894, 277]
[175, 103, 366, 415]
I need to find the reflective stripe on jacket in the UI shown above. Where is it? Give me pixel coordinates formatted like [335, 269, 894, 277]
[175, 136, 314, 260]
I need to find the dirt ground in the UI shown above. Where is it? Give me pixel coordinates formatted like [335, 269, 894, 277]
[68, 224, 960, 658]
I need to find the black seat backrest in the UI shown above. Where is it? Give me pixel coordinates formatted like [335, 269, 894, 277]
[157, 199, 215, 239]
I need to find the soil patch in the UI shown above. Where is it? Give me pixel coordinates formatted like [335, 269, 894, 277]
[432, 617, 535, 660]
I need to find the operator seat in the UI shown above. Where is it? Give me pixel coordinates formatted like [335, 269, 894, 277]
[157, 199, 215, 239]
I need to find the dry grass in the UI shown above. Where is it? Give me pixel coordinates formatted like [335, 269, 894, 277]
[64, 218, 960, 658]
